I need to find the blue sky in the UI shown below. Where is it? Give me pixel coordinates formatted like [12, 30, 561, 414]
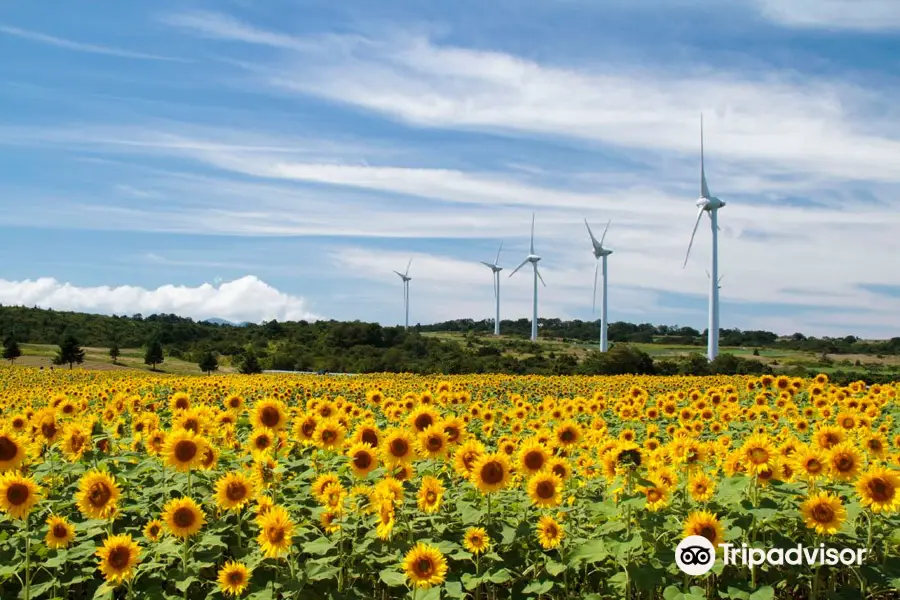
[1, 0, 900, 338]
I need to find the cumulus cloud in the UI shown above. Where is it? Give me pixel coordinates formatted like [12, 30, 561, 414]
[751, 0, 900, 31]
[0, 276, 319, 323]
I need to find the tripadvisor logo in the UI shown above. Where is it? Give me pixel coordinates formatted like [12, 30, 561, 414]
[675, 537, 868, 576]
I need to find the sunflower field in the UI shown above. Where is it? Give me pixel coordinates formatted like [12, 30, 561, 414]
[0, 366, 899, 600]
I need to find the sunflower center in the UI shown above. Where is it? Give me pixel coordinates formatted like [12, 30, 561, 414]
[806, 459, 823, 473]
[842, 418, 854, 428]
[267, 526, 285, 544]
[414, 415, 433, 431]
[228, 571, 245, 585]
[416, 558, 434, 577]
[174, 440, 198, 463]
[812, 504, 835, 523]
[536, 481, 555, 499]
[390, 439, 409, 457]
[6, 483, 28, 506]
[226, 481, 248, 502]
[0, 437, 18, 461]
[353, 451, 372, 470]
[835, 456, 854, 472]
[698, 525, 717, 542]
[301, 421, 316, 438]
[255, 436, 271, 449]
[52, 523, 69, 538]
[107, 546, 131, 570]
[867, 478, 894, 502]
[545, 524, 559, 538]
[647, 489, 662, 502]
[749, 448, 768, 463]
[524, 451, 544, 471]
[425, 491, 437, 503]
[173, 507, 196, 528]
[559, 429, 575, 443]
[88, 482, 112, 507]
[41, 421, 58, 439]
[823, 434, 840, 448]
[481, 461, 504, 485]
[427, 436, 442, 451]
[321, 430, 336, 443]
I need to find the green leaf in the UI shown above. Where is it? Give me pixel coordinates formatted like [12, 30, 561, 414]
[487, 568, 511, 584]
[567, 539, 608, 565]
[175, 576, 199, 592]
[749, 586, 775, 600]
[545, 559, 566, 576]
[302, 537, 336, 556]
[379, 569, 407, 587]
[523, 580, 554, 594]
[306, 561, 339, 581]
[445, 580, 465, 599]
[662, 586, 681, 600]
[91, 583, 114, 600]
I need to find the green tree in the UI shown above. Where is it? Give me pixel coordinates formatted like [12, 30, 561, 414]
[144, 339, 164, 370]
[2, 336, 22, 363]
[239, 350, 263, 375]
[198, 351, 218, 375]
[53, 334, 85, 369]
[109, 342, 120, 364]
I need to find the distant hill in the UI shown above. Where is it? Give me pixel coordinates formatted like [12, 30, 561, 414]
[203, 318, 253, 327]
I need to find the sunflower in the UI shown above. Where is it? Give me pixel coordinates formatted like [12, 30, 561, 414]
[292, 414, 319, 444]
[60, 422, 92, 462]
[248, 428, 275, 456]
[416, 476, 444, 514]
[347, 442, 379, 478]
[792, 445, 829, 482]
[453, 439, 485, 478]
[96, 534, 141, 585]
[162, 429, 208, 472]
[554, 420, 582, 447]
[463, 527, 490, 555]
[740, 433, 777, 475]
[381, 428, 416, 466]
[169, 392, 191, 413]
[320, 509, 342, 534]
[374, 477, 405, 505]
[828, 441, 864, 481]
[375, 496, 395, 540]
[642, 483, 670, 512]
[814, 425, 845, 450]
[683, 510, 724, 546]
[256, 505, 294, 558]
[0, 430, 27, 471]
[688, 472, 716, 503]
[417, 425, 449, 460]
[218, 560, 252, 597]
[320, 482, 347, 512]
[314, 418, 347, 452]
[162, 497, 206, 538]
[402, 543, 448, 589]
[252, 398, 288, 431]
[527, 471, 563, 508]
[312, 473, 341, 501]
[408, 406, 439, 433]
[470, 452, 512, 495]
[215, 472, 256, 512]
[143, 519, 164, 542]
[546, 457, 572, 482]
[518, 439, 550, 475]
[45, 515, 75, 549]
[536, 515, 565, 549]
[76, 470, 121, 520]
[855, 466, 900, 514]
[800, 491, 846, 534]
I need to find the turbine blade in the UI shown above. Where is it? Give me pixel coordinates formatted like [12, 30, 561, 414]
[480, 261, 496, 269]
[584, 218, 598, 246]
[600, 219, 611, 247]
[393, 270, 404, 279]
[509, 258, 529, 277]
[405, 257, 412, 277]
[495, 240, 503, 265]
[592, 260, 599, 314]
[700, 114, 711, 199]
[535, 265, 546, 287]
[683, 206, 705, 268]
[530, 213, 535, 255]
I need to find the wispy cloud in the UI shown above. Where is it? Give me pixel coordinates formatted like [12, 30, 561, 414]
[0, 25, 186, 61]
[751, 0, 900, 31]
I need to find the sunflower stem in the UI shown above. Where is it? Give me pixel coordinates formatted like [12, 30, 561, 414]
[24, 515, 31, 600]
[182, 536, 189, 600]
[236, 509, 242, 550]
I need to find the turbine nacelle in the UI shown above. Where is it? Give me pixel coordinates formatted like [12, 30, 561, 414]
[527, 254, 541, 263]
[697, 196, 726, 211]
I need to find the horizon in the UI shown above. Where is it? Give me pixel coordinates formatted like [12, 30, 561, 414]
[2, 1, 899, 338]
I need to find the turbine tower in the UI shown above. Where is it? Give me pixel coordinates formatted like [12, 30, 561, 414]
[585, 218, 613, 352]
[509, 213, 546, 342]
[480, 241, 504, 335]
[393, 257, 412, 330]
[684, 115, 726, 361]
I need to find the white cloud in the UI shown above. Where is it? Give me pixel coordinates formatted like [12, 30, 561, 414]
[751, 0, 900, 31]
[0, 25, 185, 61]
[0, 276, 319, 323]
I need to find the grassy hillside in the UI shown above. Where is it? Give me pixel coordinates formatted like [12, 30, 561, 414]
[13, 344, 237, 375]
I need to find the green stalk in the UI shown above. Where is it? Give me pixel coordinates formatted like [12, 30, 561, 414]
[182, 536, 190, 600]
[24, 515, 31, 600]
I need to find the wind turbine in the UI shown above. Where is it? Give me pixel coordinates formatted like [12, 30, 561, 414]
[480, 242, 504, 335]
[509, 213, 546, 342]
[706, 270, 723, 290]
[684, 115, 726, 361]
[393, 257, 412, 330]
[585, 218, 613, 352]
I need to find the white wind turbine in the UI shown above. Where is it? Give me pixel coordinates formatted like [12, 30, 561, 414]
[706, 270, 723, 290]
[480, 242, 504, 335]
[509, 213, 546, 342]
[393, 257, 412, 330]
[585, 218, 613, 352]
[684, 115, 726, 361]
